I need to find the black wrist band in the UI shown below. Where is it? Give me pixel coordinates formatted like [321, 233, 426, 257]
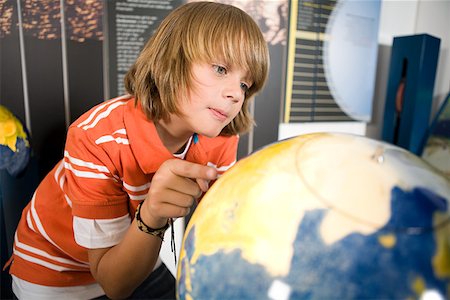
[135, 202, 169, 240]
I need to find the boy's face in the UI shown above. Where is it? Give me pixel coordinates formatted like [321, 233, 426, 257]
[178, 61, 252, 138]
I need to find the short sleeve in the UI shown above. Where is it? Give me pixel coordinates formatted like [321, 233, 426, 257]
[64, 125, 128, 219]
[64, 125, 130, 248]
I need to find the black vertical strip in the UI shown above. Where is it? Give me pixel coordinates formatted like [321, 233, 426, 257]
[237, 134, 250, 159]
[251, 0, 288, 153]
[64, 0, 104, 122]
[253, 44, 286, 152]
[0, 0, 25, 121]
[67, 39, 105, 121]
[105, 0, 117, 98]
[393, 58, 408, 145]
[21, 0, 66, 179]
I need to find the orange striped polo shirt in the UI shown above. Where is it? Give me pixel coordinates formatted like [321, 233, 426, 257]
[9, 95, 238, 287]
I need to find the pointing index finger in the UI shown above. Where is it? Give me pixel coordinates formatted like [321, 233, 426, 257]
[169, 159, 217, 182]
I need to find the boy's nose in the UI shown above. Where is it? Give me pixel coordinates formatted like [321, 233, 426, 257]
[223, 79, 243, 103]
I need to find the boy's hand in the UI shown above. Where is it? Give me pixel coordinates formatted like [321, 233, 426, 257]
[141, 159, 217, 228]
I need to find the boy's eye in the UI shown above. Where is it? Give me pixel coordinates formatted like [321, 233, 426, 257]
[213, 65, 227, 75]
[240, 82, 250, 93]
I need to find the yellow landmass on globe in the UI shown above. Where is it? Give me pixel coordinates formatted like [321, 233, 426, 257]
[186, 135, 324, 277]
[185, 134, 397, 277]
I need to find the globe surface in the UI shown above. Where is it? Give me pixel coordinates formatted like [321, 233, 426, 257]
[177, 133, 450, 299]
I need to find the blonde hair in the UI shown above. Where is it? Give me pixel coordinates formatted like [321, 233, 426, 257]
[124, 1, 269, 135]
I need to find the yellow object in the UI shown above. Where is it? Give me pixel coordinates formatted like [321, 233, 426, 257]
[378, 234, 396, 248]
[411, 276, 426, 297]
[433, 212, 450, 277]
[0, 105, 29, 152]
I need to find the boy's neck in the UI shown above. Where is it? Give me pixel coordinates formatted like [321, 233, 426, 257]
[155, 117, 193, 154]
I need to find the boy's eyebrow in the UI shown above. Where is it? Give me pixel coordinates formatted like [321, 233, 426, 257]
[242, 72, 253, 84]
[244, 77, 253, 86]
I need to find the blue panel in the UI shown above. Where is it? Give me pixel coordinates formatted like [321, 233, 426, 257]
[382, 34, 440, 154]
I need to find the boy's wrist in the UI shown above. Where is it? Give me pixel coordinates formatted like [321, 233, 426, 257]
[135, 202, 169, 239]
[139, 201, 168, 228]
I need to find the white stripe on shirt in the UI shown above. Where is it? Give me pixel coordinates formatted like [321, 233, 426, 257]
[64, 151, 110, 173]
[123, 181, 151, 192]
[81, 101, 128, 130]
[14, 234, 89, 268]
[77, 95, 130, 128]
[14, 250, 85, 272]
[64, 162, 110, 180]
[95, 136, 129, 145]
[29, 193, 88, 264]
[207, 160, 236, 172]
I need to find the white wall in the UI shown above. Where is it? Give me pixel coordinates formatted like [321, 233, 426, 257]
[415, 0, 450, 112]
[367, 0, 450, 139]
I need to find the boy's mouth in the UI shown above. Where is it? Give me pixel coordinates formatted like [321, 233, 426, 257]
[209, 107, 228, 121]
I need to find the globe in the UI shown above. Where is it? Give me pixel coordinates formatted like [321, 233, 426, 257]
[177, 133, 450, 299]
[0, 105, 31, 176]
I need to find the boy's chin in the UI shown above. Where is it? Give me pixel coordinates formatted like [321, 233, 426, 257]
[202, 132, 221, 139]
[199, 128, 224, 138]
